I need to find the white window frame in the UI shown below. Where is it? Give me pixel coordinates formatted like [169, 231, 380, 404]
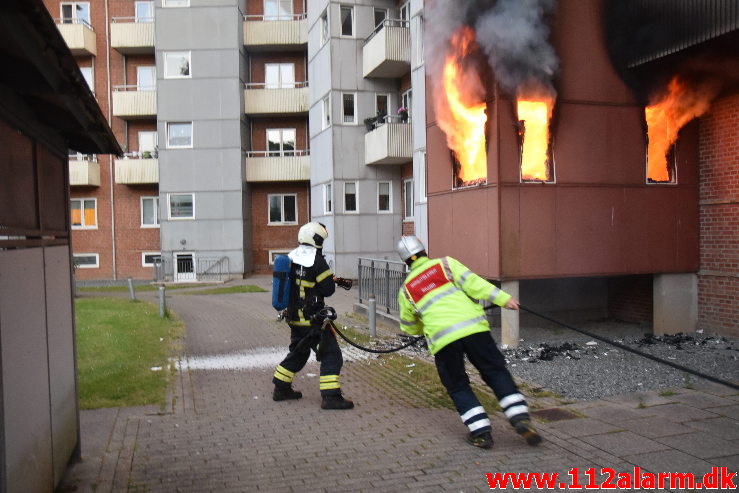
[322, 95, 331, 130]
[138, 130, 158, 154]
[375, 93, 389, 117]
[266, 128, 296, 156]
[402, 89, 413, 117]
[419, 150, 427, 202]
[167, 122, 193, 148]
[162, 0, 189, 7]
[60, 2, 90, 26]
[416, 16, 424, 65]
[80, 66, 94, 93]
[73, 253, 99, 269]
[163, 51, 191, 79]
[267, 193, 298, 225]
[344, 181, 358, 214]
[377, 181, 392, 213]
[268, 249, 292, 265]
[324, 183, 333, 214]
[168, 193, 195, 220]
[141, 196, 160, 228]
[339, 5, 354, 38]
[264, 0, 293, 21]
[264, 63, 295, 89]
[135, 1, 154, 22]
[374, 8, 388, 29]
[403, 179, 413, 220]
[136, 65, 156, 91]
[71, 198, 97, 229]
[320, 9, 329, 45]
[142, 252, 161, 267]
[342, 92, 357, 125]
[400, 1, 410, 22]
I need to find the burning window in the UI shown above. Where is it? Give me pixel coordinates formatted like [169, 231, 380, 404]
[517, 95, 555, 183]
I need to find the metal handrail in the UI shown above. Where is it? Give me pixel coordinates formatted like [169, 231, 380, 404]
[364, 18, 409, 44]
[113, 84, 156, 92]
[365, 114, 411, 132]
[357, 257, 408, 314]
[245, 150, 309, 157]
[245, 81, 309, 89]
[243, 13, 307, 21]
[55, 17, 94, 30]
[112, 16, 154, 23]
[121, 150, 158, 159]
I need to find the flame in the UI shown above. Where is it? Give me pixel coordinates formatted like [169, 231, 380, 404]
[437, 27, 487, 186]
[645, 76, 713, 182]
[517, 95, 554, 181]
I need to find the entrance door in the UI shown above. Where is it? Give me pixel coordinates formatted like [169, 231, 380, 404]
[174, 253, 196, 282]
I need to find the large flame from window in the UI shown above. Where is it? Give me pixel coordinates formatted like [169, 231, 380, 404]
[646, 76, 714, 182]
[517, 93, 554, 181]
[437, 27, 487, 187]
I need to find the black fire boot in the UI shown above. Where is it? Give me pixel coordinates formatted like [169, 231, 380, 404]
[467, 431, 494, 449]
[272, 386, 302, 401]
[320, 393, 354, 410]
[514, 420, 542, 446]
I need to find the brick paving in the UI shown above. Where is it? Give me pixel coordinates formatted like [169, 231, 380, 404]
[59, 278, 739, 492]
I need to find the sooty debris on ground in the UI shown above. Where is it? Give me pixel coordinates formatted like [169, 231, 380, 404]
[497, 320, 739, 401]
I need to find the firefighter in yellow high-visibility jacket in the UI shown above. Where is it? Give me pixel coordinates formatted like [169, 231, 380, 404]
[396, 236, 542, 449]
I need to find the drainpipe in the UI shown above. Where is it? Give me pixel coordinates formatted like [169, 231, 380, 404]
[105, 0, 117, 279]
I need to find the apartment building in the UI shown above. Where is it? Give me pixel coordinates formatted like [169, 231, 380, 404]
[45, 0, 426, 280]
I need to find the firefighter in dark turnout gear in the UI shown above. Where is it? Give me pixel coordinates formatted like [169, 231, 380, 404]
[396, 236, 541, 448]
[272, 222, 354, 410]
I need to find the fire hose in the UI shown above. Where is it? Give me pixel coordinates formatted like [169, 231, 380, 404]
[513, 304, 739, 391]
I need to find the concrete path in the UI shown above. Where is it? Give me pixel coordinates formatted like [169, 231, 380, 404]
[59, 277, 739, 492]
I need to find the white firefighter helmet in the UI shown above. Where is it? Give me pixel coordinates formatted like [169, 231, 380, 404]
[298, 222, 328, 248]
[397, 236, 426, 263]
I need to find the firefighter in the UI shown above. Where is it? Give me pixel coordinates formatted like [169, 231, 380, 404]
[396, 236, 541, 448]
[272, 222, 354, 410]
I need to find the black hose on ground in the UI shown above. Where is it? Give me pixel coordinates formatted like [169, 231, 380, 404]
[329, 320, 424, 354]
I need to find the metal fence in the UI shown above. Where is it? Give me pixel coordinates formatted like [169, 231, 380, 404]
[153, 255, 230, 283]
[357, 257, 408, 314]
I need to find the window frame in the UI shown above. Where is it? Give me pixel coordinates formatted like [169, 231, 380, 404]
[341, 92, 357, 125]
[343, 181, 358, 214]
[166, 122, 193, 148]
[267, 193, 298, 225]
[71, 197, 97, 229]
[135, 1, 154, 22]
[264, 0, 293, 21]
[375, 93, 389, 118]
[324, 183, 333, 214]
[266, 128, 297, 157]
[73, 253, 99, 269]
[264, 63, 295, 89]
[162, 0, 189, 7]
[79, 65, 94, 93]
[321, 95, 331, 130]
[374, 7, 388, 29]
[419, 151, 427, 203]
[168, 193, 195, 220]
[136, 65, 156, 91]
[60, 2, 90, 26]
[142, 252, 162, 267]
[138, 130, 158, 154]
[377, 181, 392, 213]
[163, 51, 191, 79]
[268, 249, 292, 265]
[141, 196, 160, 228]
[403, 179, 414, 220]
[339, 5, 354, 37]
[320, 9, 329, 45]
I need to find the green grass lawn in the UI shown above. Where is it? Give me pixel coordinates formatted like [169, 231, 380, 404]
[76, 283, 210, 293]
[176, 285, 266, 295]
[75, 297, 184, 410]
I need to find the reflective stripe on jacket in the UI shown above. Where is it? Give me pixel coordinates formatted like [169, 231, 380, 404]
[397, 256, 511, 354]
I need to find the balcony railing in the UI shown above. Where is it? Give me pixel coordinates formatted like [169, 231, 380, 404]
[357, 257, 408, 314]
[244, 82, 309, 114]
[69, 158, 101, 187]
[363, 19, 410, 78]
[243, 12, 307, 49]
[112, 85, 157, 118]
[115, 153, 159, 184]
[245, 150, 310, 182]
[153, 255, 231, 283]
[364, 117, 412, 165]
[55, 18, 97, 56]
[111, 17, 155, 54]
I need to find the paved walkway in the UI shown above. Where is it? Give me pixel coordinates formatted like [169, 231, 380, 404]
[59, 277, 738, 492]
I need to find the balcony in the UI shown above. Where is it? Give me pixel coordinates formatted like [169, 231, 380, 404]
[115, 153, 159, 184]
[243, 13, 307, 51]
[364, 117, 412, 165]
[55, 19, 97, 56]
[69, 157, 100, 186]
[363, 20, 410, 78]
[111, 17, 155, 54]
[245, 150, 310, 182]
[112, 85, 156, 119]
[244, 82, 309, 115]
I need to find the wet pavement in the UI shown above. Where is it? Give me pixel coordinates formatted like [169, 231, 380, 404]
[58, 277, 739, 492]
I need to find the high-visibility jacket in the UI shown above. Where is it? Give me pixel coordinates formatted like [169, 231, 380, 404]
[397, 256, 511, 354]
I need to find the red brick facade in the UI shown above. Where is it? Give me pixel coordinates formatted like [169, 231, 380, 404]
[698, 93, 739, 337]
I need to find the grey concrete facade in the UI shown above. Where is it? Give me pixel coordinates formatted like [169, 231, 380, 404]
[409, 0, 428, 247]
[156, 0, 250, 277]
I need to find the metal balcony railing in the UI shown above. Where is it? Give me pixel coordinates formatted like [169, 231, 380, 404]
[357, 257, 408, 314]
[153, 255, 231, 283]
[243, 13, 307, 21]
[364, 18, 408, 44]
[245, 81, 308, 89]
[55, 17, 93, 29]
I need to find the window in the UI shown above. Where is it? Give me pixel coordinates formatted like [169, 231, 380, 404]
[402, 89, 412, 116]
[375, 93, 389, 119]
[403, 179, 413, 219]
[344, 182, 357, 213]
[71, 198, 97, 229]
[135, 1, 154, 22]
[416, 17, 424, 65]
[374, 8, 387, 29]
[265, 63, 295, 89]
[266, 129, 296, 156]
[138, 131, 157, 154]
[164, 52, 191, 78]
[269, 250, 291, 264]
[167, 122, 192, 148]
[80, 66, 94, 92]
[322, 96, 331, 130]
[400, 2, 410, 22]
[73, 253, 99, 269]
[420, 151, 427, 202]
[340, 6, 353, 37]
[61, 2, 90, 26]
[168, 193, 194, 219]
[324, 183, 333, 214]
[378, 181, 391, 212]
[141, 196, 159, 227]
[163, 0, 189, 7]
[268, 194, 297, 224]
[320, 9, 329, 45]
[342, 93, 356, 124]
[142, 252, 161, 267]
[264, 0, 292, 20]
[137, 66, 156, 91]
